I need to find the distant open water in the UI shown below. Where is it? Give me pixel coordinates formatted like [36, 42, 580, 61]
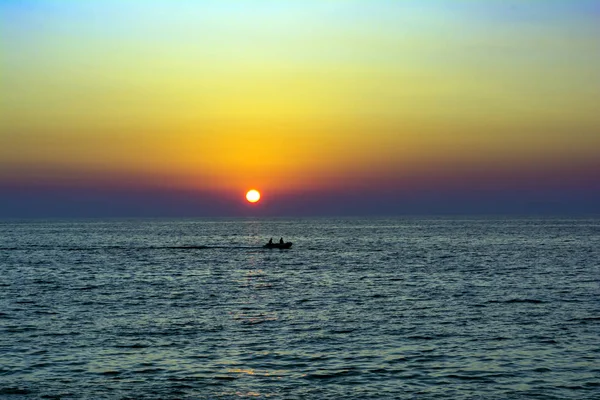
[1, 218, 599, 399]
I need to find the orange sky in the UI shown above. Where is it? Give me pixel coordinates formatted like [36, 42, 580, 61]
[1, 1, 599, 215]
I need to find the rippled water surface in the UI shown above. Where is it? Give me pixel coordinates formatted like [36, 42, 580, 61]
[1, 218, 599, 399]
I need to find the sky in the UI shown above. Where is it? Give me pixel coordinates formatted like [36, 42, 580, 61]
[1, 0, 599, 217]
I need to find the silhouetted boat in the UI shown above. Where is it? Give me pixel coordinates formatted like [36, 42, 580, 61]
[263, 242, 293, 249]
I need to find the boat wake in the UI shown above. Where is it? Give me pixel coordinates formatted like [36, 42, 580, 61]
[0, 245, 278, 251]
[166, 245, 261, 250]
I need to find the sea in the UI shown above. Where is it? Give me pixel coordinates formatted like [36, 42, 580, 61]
[1, 217, 599, 399]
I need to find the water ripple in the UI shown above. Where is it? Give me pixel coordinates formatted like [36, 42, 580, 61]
[1, 217, 599, 398]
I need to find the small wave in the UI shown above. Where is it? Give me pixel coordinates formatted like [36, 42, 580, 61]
[540, 339, 558, 344]
[5, 325, 38, 333]
[569, 316, 600, 322]
[33, 310, 59, 315]
[330, 328, 356, 334]
[135, 368, 165, 374]
[445, 374, 495, 382]
[488, 299, 545, 304]
[0, 387, 31, 395]
[437, 254, 456, 259]
[556, 384, 588, 390]
[167, 376, 199, 382]
[241, 318, 276, 326]
[505, 299, 545, 304]
[368, 368, 393, 374]
[75, 285, 101, 291]
[32, 279, 57, 285]
[41, 394, 76, 399]
[407, 335, 434, 340]
[100, 370, 121, 376]
[213, 375, 237, 381]
[114, 343, 149, 349]
[304, 368, 360, 380]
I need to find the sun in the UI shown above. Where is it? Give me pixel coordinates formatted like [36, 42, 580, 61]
[246, 189, 261, 203]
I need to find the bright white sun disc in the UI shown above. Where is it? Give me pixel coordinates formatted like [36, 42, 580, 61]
[246, 189, 261, 203]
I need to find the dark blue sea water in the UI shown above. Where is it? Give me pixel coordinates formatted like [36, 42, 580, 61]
[1, 218, 599, 399]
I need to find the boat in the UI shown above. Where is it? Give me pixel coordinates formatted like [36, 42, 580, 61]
[263, 242, 293, 249]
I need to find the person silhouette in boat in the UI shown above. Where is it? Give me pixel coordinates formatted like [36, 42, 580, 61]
[268, 238, 273, 245]
[279, 237, 284, 244]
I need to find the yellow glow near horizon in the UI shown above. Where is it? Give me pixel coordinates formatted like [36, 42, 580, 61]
[1, 2, 599, 195]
